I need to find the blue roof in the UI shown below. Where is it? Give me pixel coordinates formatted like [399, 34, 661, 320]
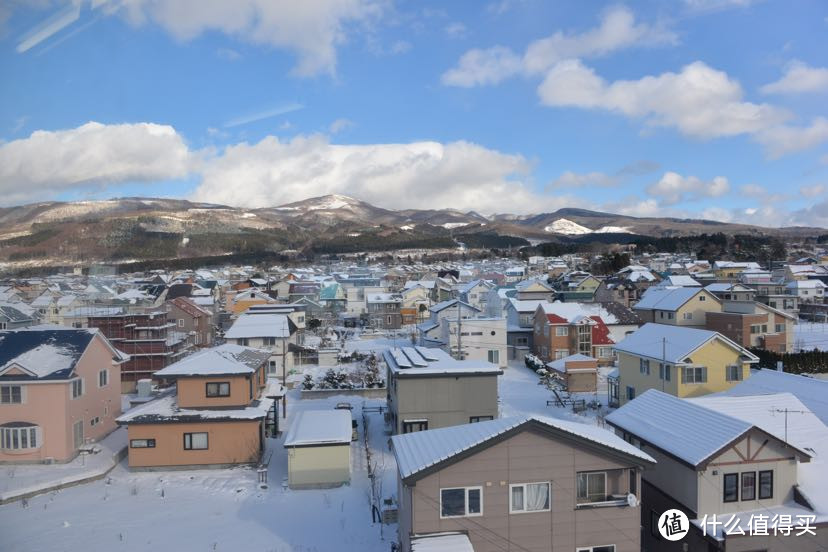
[0, 328, 97, 380]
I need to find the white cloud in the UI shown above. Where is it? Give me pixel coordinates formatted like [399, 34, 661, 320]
[329, 118, 354, 134]
[739, 184, 768, 197]
[538, 60, 788, 139]
[755, 117, 828, 158]
[800, 184, 826, 198]
[682, 0, 758, 13]
[442, 6, 676, 87]
[0, 121, 193, 205]
[119, 0, 387, 77]
[548, 170, 617, 189]
[600, 196, 663, 218]
[444, 22, 467, 39]
[761, 60, 828, 95]
[216, 47, 242, 61]
[223, 103, 304, 128]
[646, 171, 729, 205]
[192, 134, 578, 214]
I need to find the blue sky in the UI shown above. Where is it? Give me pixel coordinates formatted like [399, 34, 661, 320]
[1, 0, 827, 226]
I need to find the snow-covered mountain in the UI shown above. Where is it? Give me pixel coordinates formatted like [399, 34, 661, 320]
[543, 218, 593, 235]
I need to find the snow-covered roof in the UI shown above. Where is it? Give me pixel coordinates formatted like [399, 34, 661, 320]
[546, 353, 596, 373]
[614, 323, 758, 364]
[540, 301, 623, 325]
[429, 299, 480, 313]
[661, 275, 701, 287]
[634, 286, 710, 311]
[154, 344, 270, 377]
[283, 410, 352, 447]
[224, 313, 292, 339]
[393, 415, 653, 481]
[383, 346, 502, 377]
[607, 390, 753, 467]
[117, 394, 273, 424]
[786, 279, 827, 289]
[410, 533, 474, 552]
[717, 369, 828, 425]
[507, 298, 553, 313]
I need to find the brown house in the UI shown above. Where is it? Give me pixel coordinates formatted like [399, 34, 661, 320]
[117, 344, 275, 469]
[392, 415, 655, 552]
[166, 297, 214, 348]
[705, 301, 795, 353]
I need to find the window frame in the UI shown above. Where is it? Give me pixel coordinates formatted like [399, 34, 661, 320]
[725, 365, 742, 382]
[70, 378, 84, 399]
[98, 369, 109, 388]
[758, 470, 773, 499]
[555, 326, 568, 337]
[639, 358, 650, 375]
[509, 481, 551, 514]
[205, 381, 231, 398]
[439, 486, 483, 519]
[469, 416, 494, 423]
[741, 471, 756, 501]
[0, 424, 40, 451]
[130, 438, 156, 448]
[402, 419, 428, 433]
[576, 471, 608, 504]
[723, 473, 739, 503]
[0, 384, 23, 404]
[576, 546, 616, 552]
[682, 366, 707, 384]
[183, 432, 208, 450]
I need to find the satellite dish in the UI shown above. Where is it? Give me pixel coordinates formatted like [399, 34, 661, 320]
[627, 493, 638, 508]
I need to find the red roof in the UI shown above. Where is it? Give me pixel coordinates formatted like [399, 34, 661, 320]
[590, 316, 614, 345]
[546, 313, 568, 324]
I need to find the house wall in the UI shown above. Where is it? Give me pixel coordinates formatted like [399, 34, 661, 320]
[440, 318, 507, 368]
[674, 292, 722, 326]
[177, 374, 254, 409]
[126, 420, 262, 467]
[566, 371, 596, 393]
[401, 429, 642, 552]
[617, 351, 679, 405]
[393, 374, 499, 434]
[286, 444, 351, 488]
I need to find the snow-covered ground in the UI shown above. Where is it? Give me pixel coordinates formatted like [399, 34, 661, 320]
[0, 335, 617, 551]
[794, 322, 828, 352]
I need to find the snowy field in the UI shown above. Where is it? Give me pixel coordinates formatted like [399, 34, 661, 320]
[794, 322, 828, 352]
[0, 338, 613, 552]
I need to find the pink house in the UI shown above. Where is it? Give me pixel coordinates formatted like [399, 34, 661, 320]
[0, 327, 127, 464]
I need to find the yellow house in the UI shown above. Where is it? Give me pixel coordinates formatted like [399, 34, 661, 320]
[633, 286, 721, 326]
[712, 261, 761, 280]
[614, 323, 758, 405]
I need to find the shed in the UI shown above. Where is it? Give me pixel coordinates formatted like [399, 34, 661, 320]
[284, 410, 352, 489]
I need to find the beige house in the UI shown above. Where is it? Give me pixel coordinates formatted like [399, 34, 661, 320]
[0, 327, 126, 464]
[117, 344, 274, 469]
[607, 390, 827, 551]
[633, 286, 721, 326]
[392, 415, 655, 552]
[614, 323, 758, 404]
[546, 353, 598, 393]
[384, 346, 502, 434]
[284, 409, 352, 489]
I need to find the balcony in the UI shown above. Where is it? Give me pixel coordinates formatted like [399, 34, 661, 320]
[576, 468, 636, 509]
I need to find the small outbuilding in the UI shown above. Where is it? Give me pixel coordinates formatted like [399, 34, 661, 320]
[546, 353, 598, 392]
[284, 410, 352, 489]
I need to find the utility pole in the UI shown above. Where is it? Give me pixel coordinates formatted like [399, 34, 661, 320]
[770, 408, 809, 445]
[456, 301, 462, 360]
[661, 337, 666, 392]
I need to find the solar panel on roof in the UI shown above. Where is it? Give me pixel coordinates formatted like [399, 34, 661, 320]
[401, 347, 428, 367]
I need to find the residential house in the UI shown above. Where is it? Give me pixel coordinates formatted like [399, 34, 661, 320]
[225, 288, 278, 315]
[532, 302, 641, 365]
[706, 300, 795, 353]
[223, 313, 296, 379]
[392, 415, 655, 552]
[613, 323, 759, 405]
[438, 317, 507, 368]
[418, 299, 480, 345]
[718, 367, 828, 424]
[704, 283, 756, 302]
[713, 261, 762, 280]
[319, 283, 347, 315]
[117, 344, 274, 469]
[514, 279, 556, 302]
[545, 353, 599, 393]
[0, 305, 37, 330]
[167, 297, 214, 348]
[456, 279, 495, 312]
[785, 279, 826, 302]
[633, 286, 721, 327]
[607, 390, 827, 551]
[384, 346, 502, 434]
[505, 299, 548, 359]
[0, 328, 125, 463]
[284, 409, 352, 489]
[366, 292, 403, 330]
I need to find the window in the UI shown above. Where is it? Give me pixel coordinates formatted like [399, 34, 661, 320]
[0, 385, 22, 404]
[71, 378, 84, 399]
[238, 338, 249, 346]
[516, 337, 529, 346]
[775, 323, 785, 333]
[741, 472, 756, 501]
[759, 470, 773, 499]
[440, 487, 482, 518]
[510, 482, 550, 513]
[682, 366, 707, 384]
[659, 363, 671, 381]
[402, 420, 428, 433]
[726, 365, 742, 382]
[650, 509, 660, 538]
[667, 312, 674, 320]
[555, 327, 568, 336]
[699, 295, 706, 301]
[724, 473, 739, 502]
[469, 416, 494, 423]
[750, 324, 761, 334]
[577, 547, 615, 552]
[683, 312, 693, 320]
[487, 350, 499, 364]
[98, 369, 109, 388]
[0, 423, 39, 451]
[130, 439, 156, 448]
[597, 347, 612, 358]
[639, 358, 650, 375]
[177, 318, 184, 327]
[183, 432, 208, 450]
[577, 472, 607, 504]
[90, 416, 100, 426]
[263, 337, 276, 346]
[554, 349, 568, 360]
[206, 382, 231, 397]
[626, 386, 635, 401]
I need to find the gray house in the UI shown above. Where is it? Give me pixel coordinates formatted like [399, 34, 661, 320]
[383, 346, 501, 434]
[392, 415, 655, 552]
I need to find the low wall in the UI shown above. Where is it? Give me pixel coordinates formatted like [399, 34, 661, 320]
[300, 387, 387, 400]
